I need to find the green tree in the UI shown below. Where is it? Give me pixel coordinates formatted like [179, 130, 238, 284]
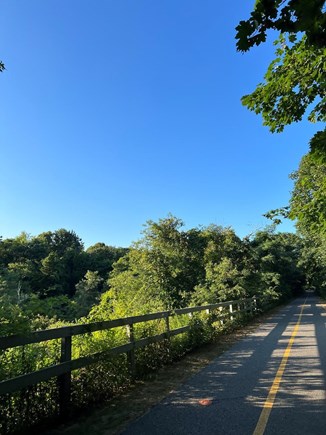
[0, 232, 31, 267]
[193, 257, 247, 304]
[264, 148, 326, 238]
[0, 229, 87, 299]
[0, 229, 130, 327]
[0, 296, 30, 336]
[250, 230, 305, 299]
[237, 1, 326, 246]
[86, 243, 128, 283]
[37, 230, 86, 297]
[287, 154, 326, 296]
[107, 251, 154, 316]
[236, 0, 325, 51]
[241, 35, 325, 134]
[6, 261, 36, 301]
[22, 294, 75, 321]
[134, 216, 203, 308]
[236, 2, 326, 155]
[192, 226, 254, 304]
[107, 216, 207, 315]
[289, 153, 326, 235]
[108, 219, 261, 315]
[297, 236, 326, 295]
[108, 216, 190, 313]
[74, 270, 104, 317]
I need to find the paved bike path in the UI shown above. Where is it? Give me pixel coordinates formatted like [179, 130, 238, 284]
[122, 295, 326, 434]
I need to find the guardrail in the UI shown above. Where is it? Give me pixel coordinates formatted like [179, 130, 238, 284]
[0, 296, 258, 416]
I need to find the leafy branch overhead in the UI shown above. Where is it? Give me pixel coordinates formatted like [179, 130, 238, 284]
[241, 35, 326, 133]
[237, 1, 326, 239]
[236, 0, 326, 52]
[236, 1, 326, 143]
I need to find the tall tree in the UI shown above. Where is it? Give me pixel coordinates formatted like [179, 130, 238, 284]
[36, 229, 86, 297]
[237, 1, 326, 248]
[250, 230, 305, 299]
[236, 1, 326, 156]
[288, 154, 326, 296]
[289, 153, 326, 235]
[192, 226, 253, 304]
[109, 216, 200, 313]
[74, 270, 104, 317]
[86, 243, 128, 283]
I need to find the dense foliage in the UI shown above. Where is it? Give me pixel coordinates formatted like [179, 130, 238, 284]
[237, 2, 326, 296]
[241, 34, 325, 134]
[87, 217, 304, 322]
[0, 229, 127, 335]
[0, 219, 307, 338]
[237, 0, 325, 160]
[238, 28, 325, 159]
[0, 217, 308, 433]
[236, 0, 325, 51]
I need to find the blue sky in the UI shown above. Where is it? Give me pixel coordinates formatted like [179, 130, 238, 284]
[0, 1, 319, 247]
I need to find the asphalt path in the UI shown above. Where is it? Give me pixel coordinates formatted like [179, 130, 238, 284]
[122, 294, 326, 434]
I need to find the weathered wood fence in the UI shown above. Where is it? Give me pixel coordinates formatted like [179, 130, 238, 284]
[0, 296, 258, 416]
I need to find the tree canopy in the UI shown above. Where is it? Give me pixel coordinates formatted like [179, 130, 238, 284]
[236, 1, 325, 156]
[0, 229, 127, 331]
[102, 216, 305, 319]
[0, 217, 308, 335]
[241, 34, 325, 134]
[237, 0, 326, 239]
[236, 0, 326, 52]
[289, 152, 326, 235]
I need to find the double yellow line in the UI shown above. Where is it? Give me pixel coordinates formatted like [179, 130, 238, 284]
[253, 299, 307, 435]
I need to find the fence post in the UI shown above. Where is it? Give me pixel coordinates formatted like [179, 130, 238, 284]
[229, 304, 233, 321]
[219, 306, 224, 325]
[165, 315, 171, 340]
[126, 324, 136, 377]
[58, 336, 72, 417]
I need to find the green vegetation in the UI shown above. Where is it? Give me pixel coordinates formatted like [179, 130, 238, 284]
[0, 3, 324, 431]
[237, 1, 326, 295]
[0, 217, 308, 333]
[0, 218, 305, 338]
[237, 0, 325, 157]
[0, 216, 308, 432]
[89, 217, 305, 320]
[0, 229, 128, 336]
[236, 0, 325, 51]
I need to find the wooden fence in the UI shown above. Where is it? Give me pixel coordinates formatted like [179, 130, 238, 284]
[0, 296, 258, 416]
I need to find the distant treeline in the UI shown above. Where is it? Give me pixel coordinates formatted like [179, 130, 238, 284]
[0, 230, 127, 331]
[0, 216, 312, 336]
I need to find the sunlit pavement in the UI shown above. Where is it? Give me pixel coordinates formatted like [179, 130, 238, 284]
[122, 293, 326, 434]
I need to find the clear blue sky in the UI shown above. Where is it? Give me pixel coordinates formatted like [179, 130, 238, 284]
[0, 1, 319, 248]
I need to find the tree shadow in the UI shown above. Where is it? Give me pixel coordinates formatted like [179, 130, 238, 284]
[122, 301, 306, 434]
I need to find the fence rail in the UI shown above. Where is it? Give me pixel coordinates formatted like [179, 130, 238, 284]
[0, 296, 259, 415]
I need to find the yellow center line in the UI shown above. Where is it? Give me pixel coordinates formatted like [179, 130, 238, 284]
[253, 299, 307, 435]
